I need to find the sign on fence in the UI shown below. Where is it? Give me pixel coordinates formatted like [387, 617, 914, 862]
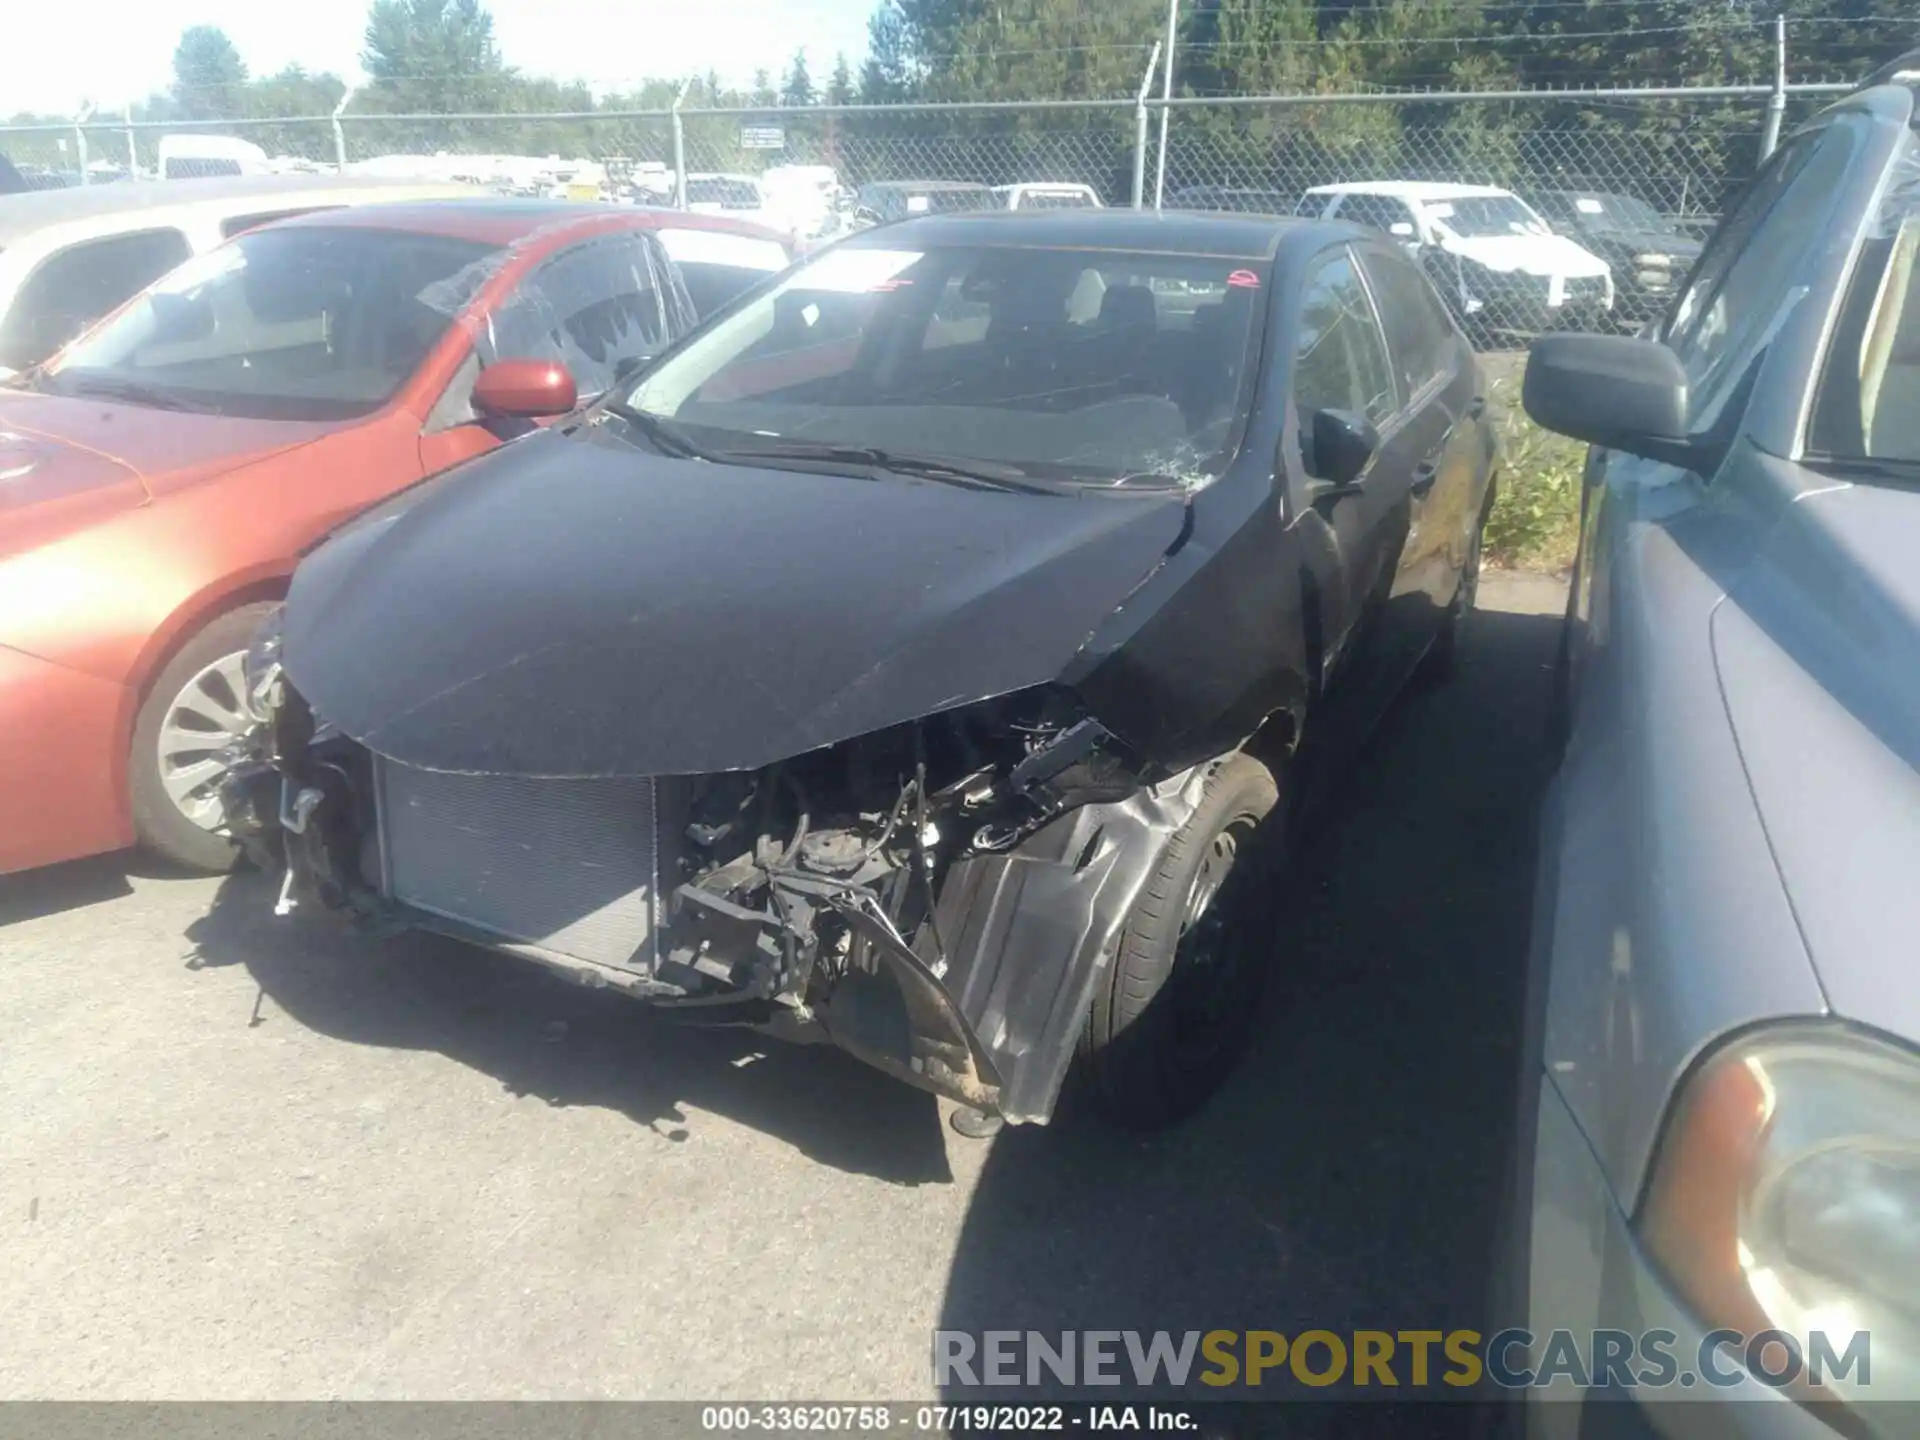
[739, 125, 785, 151]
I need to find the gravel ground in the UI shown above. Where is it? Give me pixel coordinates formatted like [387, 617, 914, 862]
[0, 572, 1566, 1403]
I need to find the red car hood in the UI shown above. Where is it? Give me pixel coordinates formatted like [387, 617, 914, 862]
[0, 391, 333, 558]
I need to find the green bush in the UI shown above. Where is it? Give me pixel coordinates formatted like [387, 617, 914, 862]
[1482, 360, 1586, 572]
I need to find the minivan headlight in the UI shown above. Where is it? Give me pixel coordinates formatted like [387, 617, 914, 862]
[1639, 1023, 1920, 1414]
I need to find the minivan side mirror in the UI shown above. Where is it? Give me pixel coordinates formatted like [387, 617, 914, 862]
[472, 358, 578, 418]
[1303, 407, 1379, 493]
[1523, 333, 1692, 469]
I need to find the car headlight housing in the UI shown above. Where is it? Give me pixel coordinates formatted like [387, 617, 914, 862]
[242, 603, 285, 718]
[1639, 1023, 1920, 1415]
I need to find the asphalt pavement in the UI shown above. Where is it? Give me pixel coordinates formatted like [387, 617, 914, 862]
[0, 572, 1567, 1402]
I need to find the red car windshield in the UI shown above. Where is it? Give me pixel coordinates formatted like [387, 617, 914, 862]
[44, 225, 503, 422]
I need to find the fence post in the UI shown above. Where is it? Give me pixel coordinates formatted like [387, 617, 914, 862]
[1132, 42, 1162, 210]
[672, 78, 692, 210]
[1759, 13, 1787, 160]
[332, 86, 356, 174]
[73, 103, 92, 185]
[123, 106, 136, 179]
[1153, 0, 1178, 209]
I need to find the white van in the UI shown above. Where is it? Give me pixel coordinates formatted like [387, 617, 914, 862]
[0, 174, 474, 378]
[157, 134, 272, 180]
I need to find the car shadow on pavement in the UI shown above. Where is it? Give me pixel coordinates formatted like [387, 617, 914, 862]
[182, 874, 955, 1187]
[935, 600, 1563, 1424]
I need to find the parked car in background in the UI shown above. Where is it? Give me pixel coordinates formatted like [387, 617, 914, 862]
[1526, 188, 1704, 328]
[993, 182, 1103, 211]
[0, 175, 477, 381]
[1507, 59, 1920, 1438]
[760, 164, 847, 243]
[230, 208, 1497, 1132]
[1168, 186, 1297, 215]
[851, 180, 999, 225]
[0, 154, 29, 194]
[157, 134, 271, 180]
[1298, 181, 1614, 343]
[685, 173, 776, 227]
[649, 220, 792, 314]
[0, 199, 750, 877]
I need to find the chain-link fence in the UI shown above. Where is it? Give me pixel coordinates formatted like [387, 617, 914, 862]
[2, 82, 1852, 339]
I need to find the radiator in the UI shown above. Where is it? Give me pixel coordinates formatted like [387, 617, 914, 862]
[374, 760, 672, 973]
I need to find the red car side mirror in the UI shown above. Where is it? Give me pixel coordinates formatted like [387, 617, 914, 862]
[473, 359, 578, 419]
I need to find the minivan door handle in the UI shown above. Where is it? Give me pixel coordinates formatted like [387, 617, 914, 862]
[1410, 459, 1440, 496]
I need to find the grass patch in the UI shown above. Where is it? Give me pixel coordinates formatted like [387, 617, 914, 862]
[1482, 359, 1586, 572]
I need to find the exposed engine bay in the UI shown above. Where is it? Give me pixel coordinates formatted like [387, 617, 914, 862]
[229, 676, 1214, 1123]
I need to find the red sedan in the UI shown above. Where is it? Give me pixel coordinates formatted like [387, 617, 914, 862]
[0, 200, 790, 874]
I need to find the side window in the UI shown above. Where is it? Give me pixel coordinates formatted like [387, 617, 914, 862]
[485, 232, 693, 396]
[0, 228, 192, 370]
[1292, 248, 1396, 458]
[1664, 119, 1862, 429]
[1357, 247, 1455, 403]
[1294, 194, 1328, 218]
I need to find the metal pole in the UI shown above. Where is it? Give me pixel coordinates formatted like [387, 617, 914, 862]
[1132, 42, 1162, 210]
[672, 78, 692, 210]
[332, 87, 356, 174]
[1153, 0, 1178, 209]
[1759, 14, 1787, 160]
[73, 103, 93, 185]
[124, 106, 137, 179]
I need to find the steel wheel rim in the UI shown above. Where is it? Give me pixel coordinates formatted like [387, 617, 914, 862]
[155, 649, 255, 831]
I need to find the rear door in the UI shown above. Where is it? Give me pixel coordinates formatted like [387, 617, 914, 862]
[1357, 240, 1486, 620]
[1286, 244, 1428, 693]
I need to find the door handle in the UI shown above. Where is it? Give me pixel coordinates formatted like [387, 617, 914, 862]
[1467, 395, 1488, 420]
[1411, 460, 1440, 496]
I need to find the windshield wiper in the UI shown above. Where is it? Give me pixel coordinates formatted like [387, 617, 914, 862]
[602, 400, 712, 460]
[713, 440, 1069, 494]
[48, 372, 195, 411]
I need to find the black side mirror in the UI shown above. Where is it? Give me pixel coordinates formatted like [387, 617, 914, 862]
[613, 352, 656, 384]
[1524, 333, 1692, 469]
[1303, 408, 1379, 494]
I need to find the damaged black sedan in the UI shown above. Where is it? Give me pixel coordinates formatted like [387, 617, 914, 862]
[228, 210, 1497, 1128]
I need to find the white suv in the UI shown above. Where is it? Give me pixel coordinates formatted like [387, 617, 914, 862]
[1299, 181, 1614, 340]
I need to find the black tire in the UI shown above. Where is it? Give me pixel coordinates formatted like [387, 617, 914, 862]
[1423, 497, 1486, 684]
[1079, 753, 1283, 1129]
[129, 602, 280, 872]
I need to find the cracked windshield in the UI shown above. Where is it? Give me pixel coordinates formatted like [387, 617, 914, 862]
[625, 242, 1265, 487]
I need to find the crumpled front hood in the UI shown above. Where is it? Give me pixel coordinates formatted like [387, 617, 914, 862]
[283, 423, 1188, 777]
[1711, 481, 1920, 1046]
[1439, 231, 1611, 278]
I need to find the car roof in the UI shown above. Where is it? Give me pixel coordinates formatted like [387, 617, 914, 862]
[0, 174, 474, 246]
[269, 197, 789, 246]
[845, 208, 1307, 258]
[1306, 180, 1515, 202]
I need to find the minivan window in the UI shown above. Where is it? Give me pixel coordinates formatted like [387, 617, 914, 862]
[1811, 207, 1920, 467]
[0, 228, 193, 371]
[1665, 118, 1863, 432]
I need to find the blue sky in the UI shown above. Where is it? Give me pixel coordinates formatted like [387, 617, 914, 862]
[6, 0, 876, 115]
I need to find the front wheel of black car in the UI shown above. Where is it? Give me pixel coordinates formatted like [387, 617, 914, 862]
[1079, 754, 1282, 1129]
